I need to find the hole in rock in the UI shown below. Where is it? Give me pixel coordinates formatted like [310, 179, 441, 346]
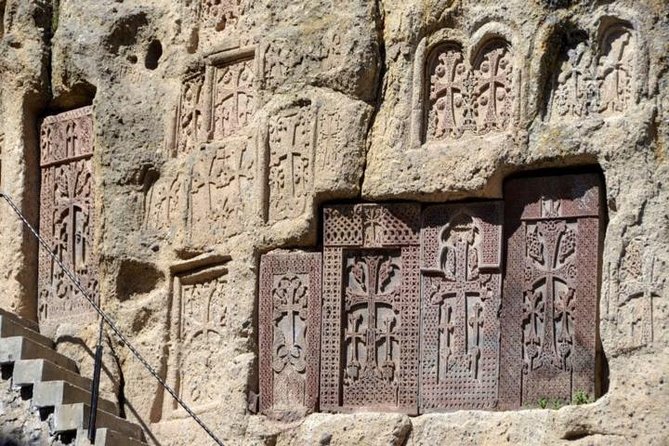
[145, 39, 163, 70]
[116, 259, 164, 301]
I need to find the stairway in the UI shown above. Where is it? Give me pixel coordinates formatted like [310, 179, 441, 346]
[0, 308, 148, 446]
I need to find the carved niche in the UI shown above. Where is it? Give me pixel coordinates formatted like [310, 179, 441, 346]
[500, 174, 603, 409]
[205, 49, 256, 141]
[425, 38, 514, 142]
[144, 173, 187, 233]
[420, 202, 503, 411]
[38, 107, 98, 336]
[259, 252, 321, 419]
[549, 23, 637, 120]
[266, 105, 317, 222]
[189, 136, 255, 245]
[171, 72, 206, 157]
[165, 256, 230, 417]
[170, 50, 256, 157]
[320, 204, 421, 414]
[616, 240, 664, 350]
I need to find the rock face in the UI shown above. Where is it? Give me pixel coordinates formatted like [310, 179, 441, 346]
[0, 0, 668, 445]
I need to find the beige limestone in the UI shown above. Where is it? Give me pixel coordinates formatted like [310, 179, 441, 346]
[0, 0, 668, 445]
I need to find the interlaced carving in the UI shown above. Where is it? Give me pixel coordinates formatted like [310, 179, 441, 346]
[38, 107, 98, 336]
[420, 203, 503, 411]
[321, 203, 420, 414]
[500, 174, 602, 409]
[267, 106, 317, 222]
[426, 39, 513, 141]
[259, 252, 321, 419]
[550, 24, 637, 120]
[166, 260, 229, 416]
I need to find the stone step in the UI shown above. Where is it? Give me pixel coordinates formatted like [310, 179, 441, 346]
[52, 403, 144, 441]
[13, 359, 92, 390]
[0, 314, 53, 348]
[33, 380, 118, 415]
[0, 336, 78, 372]
[0, 308, 40, 332]
[94, 428, 149, 446]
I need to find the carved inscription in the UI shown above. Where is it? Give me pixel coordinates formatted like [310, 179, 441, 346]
[259, 252, 321, 419]
[267, 106, 317, 222]
[166, 260, 229, 416]
[550, 25, 636, 120]
[189, 136, 255, 244]
[500, 174, 602, 408]
[617, 240, 664, 350]
[420, 202, 503, 411]
[38, 107, 97, 336]
[426, 39, 513, 141]
[208, 58, 255, 140]
[321, 204, 420, 413]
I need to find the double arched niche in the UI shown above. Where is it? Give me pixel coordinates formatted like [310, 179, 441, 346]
[410, 11, 648, 150]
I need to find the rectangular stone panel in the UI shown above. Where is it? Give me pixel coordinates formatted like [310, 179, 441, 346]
[320, 203, 420, 414]
[38, 106, 97, 337]
[164, 255, 231, 418]
[419, 202, 503, 411]
[266, 106, 317, 222]
[499, 173, 603, 409]
[259, 251, 321, 419]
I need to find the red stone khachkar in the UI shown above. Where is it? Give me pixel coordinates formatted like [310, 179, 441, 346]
[320, 204, 421, 414]
[38, 106, 98, 336]
[499, 173, 603, 409]
[420, 202, 503, 411]
[259, 252, 322, 419]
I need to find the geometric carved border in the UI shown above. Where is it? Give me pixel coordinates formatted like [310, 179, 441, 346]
[320, 203, 421, 414]
[420, 202, 503, 411]
[259, 251, 321, 420]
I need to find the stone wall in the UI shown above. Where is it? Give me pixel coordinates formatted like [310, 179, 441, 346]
[0, 0, 667, 445]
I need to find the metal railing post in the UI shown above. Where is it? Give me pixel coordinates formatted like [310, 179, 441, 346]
[88, 317, 104, 443]
[0, 193, 225, 446]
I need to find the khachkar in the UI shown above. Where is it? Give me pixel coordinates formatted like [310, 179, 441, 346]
[164, 255, 230, 417]
[320, 204, 421, 414]
[420, 202, 503, 411]
[499, 174, 603, 409]
[38, 107, 97, 336]
[259, 252, 322, 420]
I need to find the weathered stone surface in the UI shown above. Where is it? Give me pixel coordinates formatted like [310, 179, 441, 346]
[0, 0, 668, 445]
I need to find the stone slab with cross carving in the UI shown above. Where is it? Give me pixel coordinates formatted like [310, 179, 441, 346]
[499, 173, 603, 409]
[320, 203, 421, 414]
[419, 201, 503, 411]
[38, 106, 98, 337]
[259, 251, 322, 420]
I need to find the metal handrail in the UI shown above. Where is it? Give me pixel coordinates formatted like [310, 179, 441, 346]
[0, 193, 224, 446]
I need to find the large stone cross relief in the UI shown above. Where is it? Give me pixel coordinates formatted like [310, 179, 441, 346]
[522, 220, 578, 373]
[419, 202, 503, 412]
[343, 254, 401, 386]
